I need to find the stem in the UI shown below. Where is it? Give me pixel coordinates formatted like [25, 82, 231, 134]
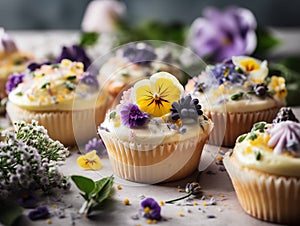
[165, 192, 192, 204]
[79, 200, 89, 215]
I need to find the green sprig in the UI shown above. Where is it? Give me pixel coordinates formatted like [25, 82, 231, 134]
[71, 175, 114, 216]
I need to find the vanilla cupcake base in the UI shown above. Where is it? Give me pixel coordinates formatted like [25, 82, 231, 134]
[99, 130, 209, 184]
[6, 98, 110, 146]
[206, 106, 282, 147]
[0, 76, 7, 99]
[223, 155, 300, 224]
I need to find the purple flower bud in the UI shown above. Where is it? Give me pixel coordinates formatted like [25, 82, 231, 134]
[28, 206, 50, 221]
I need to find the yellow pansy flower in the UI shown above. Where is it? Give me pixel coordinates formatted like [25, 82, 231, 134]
[268, 76, 287, 99]
[77, 150, 102, 170]
[232, 56, 268, 84]
[132, 72, 184, 117]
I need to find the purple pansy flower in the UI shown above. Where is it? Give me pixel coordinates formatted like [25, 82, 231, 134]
[120, 103, 149, 128]
[56, 44, 91, 70]
[85, 137, 107, 157]
[79, 71, 99, 88]
[122, 43, 157, 65]
[209, 60, 247, 85]
[140, 198, 161, 220]
[189, 7, 257, 62]
[6, 73, 25, 94]
[28, 206, 50, 221]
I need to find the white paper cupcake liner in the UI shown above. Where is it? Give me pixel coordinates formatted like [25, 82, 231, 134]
[224, 156, 300, 224]
[7, 99, 109, 146]
[99, 130, 209, 184]
[206, 106, 282, 147]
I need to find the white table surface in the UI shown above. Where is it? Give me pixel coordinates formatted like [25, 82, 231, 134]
[1, 30, 300, 226]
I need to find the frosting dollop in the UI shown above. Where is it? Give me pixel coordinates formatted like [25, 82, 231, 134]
[268, 121, 300, 156]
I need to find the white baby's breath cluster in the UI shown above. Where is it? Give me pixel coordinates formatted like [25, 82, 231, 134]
[0, 120, 70, 199]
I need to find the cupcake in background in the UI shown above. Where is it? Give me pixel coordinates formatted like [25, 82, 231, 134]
[0, 28, 34, 99]
[6, 59, 110, 146]
[99, 42, 184, 100]
[98, 72, 213, 184]
[223, 107, 300, 224]
[185, 56, 286, 147]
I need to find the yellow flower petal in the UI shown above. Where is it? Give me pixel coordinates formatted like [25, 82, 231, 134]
[268, 76, 287, 99]
[133, 72, 184, 117]
[232, 56, 268, 84]
[77, 150, 102, 170]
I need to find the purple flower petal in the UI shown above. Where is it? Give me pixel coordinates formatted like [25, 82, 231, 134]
[79, 71, 99, 88]
[120, 103, 149, 128]
[122, 43, 157, 65]
[28, 206, 50, 221]
[85, 137, 107, 157]
[189, 6, 257, 62]
[56, 45, 91, 70]
[6, 73, 24, 94]
[141, 198, 161, 220]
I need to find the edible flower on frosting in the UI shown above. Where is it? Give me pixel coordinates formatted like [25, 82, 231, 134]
[232, 56, 268, 84]
[268, 76, 287, 99]
[132, 72, 184, 117]
[77, 150, 102, 170]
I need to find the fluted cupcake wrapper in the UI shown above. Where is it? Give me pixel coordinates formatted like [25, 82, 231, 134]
[99, 130, 209, 184]
[6, 99, 109, 146]
[206, 106, 282, 147]
[223, 156, 300, 224]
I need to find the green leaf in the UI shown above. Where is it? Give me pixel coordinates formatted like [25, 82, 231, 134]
[93, 175, 114, 203]
[230, 92, 244, 101]
[251, 122, 266, 133]
[0, 203, 23, 226]
[248, 133, 258, 141]
[237, 134, 247, 143]
[71, 175, 95, 195]
[64, 81, 76, 91]
[254, 150, 261, 161]
[40, 82, 50, 89]
[253, 27, 280, 56]
[79, 32, 99, 47]
[109, 111, 116, 119]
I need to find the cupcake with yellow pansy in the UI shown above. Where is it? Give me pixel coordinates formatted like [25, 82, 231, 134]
[0, 28, 34, 99]
[185, 56, 286, 147]
[223, 107, 300, 224]
[98, 72, 213, 184]
[6, 59, 110, 146]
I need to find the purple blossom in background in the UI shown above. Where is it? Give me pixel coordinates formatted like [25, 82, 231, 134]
[0, 27, 18, 53]
[6, 73, 24, 94]
[120, 103, 149, 128]
[56, 44, 91, 70]
[79, 71, 99, 88]
[123, 42, 157, 65]
[140, 198, 161, 220]
[85, 137, 107, 157]
[18, 193, 38, 208]
[28, 206, 50, 221]
[189, 7, 257, 62]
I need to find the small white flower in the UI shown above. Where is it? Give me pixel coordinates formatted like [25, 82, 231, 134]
[232, 56, 268, 84]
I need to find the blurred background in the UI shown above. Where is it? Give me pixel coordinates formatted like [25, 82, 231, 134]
[0, 0, 300, 29]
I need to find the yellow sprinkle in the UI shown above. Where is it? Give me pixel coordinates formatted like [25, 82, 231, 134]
[61, 59, 72, 67]
[152, 219, 157, 224]
[177, 188, 183, 192]
[159, 200, 164, 206]
[123, 199, 130, 205]
[46, 219, 52, 224]
[216, 156, 223, 162]
[136, 224, 142, 226]
[223, 81, 229, 86]
[223, 203, 228, 206]
[146, 219, 152, 224]
[245, 147, 252, 154]
[218, 84, 225, 94]
[52, 204, 57, 209]
[193, 202, 198, 206]
[117, 185, 122, 190]
[207, 194, 213, 197]
[178, 212, 184, 217]
[203, 202, 208, 206]
[244, 81, 250, 88]
[219, 194, 225, 197]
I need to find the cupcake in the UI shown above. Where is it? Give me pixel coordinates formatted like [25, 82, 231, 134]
[185, 56, 286, 147]
[98, 72, 213, 184]
[6, 59, 110, 146]
[99, 42, 184, 100]
[223, 107, 300, 224]
[0, 28, 34, 98]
